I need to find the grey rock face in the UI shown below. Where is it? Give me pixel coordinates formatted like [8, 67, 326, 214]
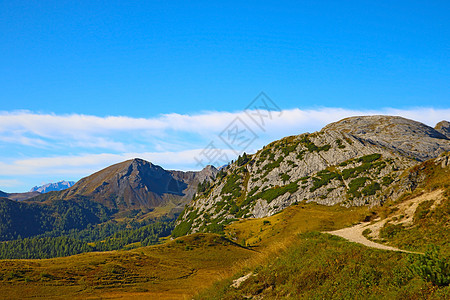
[323, 116, 450, 161]
[435, 152, 450, 168]
[435, 120, 450, 139]
[176, 116, 450, 235]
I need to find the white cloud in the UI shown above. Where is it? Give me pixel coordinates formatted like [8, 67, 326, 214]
[0, 148, 238, 177]
[0, 106, 449, 191]
[1, 107, 448, 147]
[0, 179, 23, 188]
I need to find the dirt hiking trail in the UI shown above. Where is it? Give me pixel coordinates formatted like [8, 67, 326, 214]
[326, 190, 444, 254]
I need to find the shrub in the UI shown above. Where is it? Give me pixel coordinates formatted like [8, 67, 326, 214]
[347, 177, 369, 197]
[358, 153, 381, 163]
[382, 176, 394, 186]
[409, 245, 450, 286]
[362, 182, 381, 196]
[221, 174, 242, 198]
[380, 222, 404, 239]
[280, 173, 291, 183]
[309, 170, 340, 192]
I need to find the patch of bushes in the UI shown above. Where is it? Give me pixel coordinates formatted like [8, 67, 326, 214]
[280, 142, 300, 156]
[382, 175, 394, 186]
[409, 245, 450, 286]
[262, 156, 284, 176]
[300, 136, 331, 153]
[309, 170, 340, 192]
[358, 153, 381, 163]
[280, 173, 291, 183]
[347, 177, 369, 198]
[221, 173, 242, 198]
[336, 139, 346, 149]
[380, 222, 405, 239]
[172, 210, 199, 238]
[362, 182, 381, 196]
[205, 222, 225, 234]
[414, 200, 433, 223]
[247, 181, 299, 204]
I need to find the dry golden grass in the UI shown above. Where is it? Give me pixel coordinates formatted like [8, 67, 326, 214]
[0, 234, 253, 299]
[223, 202, 369, 276]
[0, 202, 369, 299]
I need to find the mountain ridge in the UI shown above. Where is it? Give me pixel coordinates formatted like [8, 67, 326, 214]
[30, 180, 75, 193]
[29, 158, 218, 215]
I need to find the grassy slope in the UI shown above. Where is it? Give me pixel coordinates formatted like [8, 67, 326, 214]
[0, 233, 253, 299]
[372, 156, 450, 254]
[198, 232, 449, 299]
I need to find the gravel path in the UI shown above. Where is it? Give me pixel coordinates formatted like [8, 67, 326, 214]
[326, 223, 413, 253]
[327, 190, 444, 254]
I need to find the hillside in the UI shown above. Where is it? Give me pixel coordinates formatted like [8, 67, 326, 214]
[0, 233, 254, 299]
[174, 116, 450, 236]
[195, 153, 450, 299]
[0, 190, 40, 201]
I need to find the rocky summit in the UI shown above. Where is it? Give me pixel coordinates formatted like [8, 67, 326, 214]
[323, 115, 450, 161]
[174, 115, 450, 235]
[33, 158, 217, 215]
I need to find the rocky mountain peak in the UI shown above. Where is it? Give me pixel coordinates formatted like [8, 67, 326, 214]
[31, 158, 218, 219]
[322, 115, 450, 161]
[323, 115, 447, 139]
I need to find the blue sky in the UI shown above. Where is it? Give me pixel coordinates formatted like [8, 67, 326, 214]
[0, 1, 449, 192]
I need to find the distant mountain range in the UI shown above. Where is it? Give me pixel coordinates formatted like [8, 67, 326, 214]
[30, 180, 76, 193]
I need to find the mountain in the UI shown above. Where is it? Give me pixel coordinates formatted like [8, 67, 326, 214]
[0, 158, 216, 241]
[48, 158, 217, 212]
[30, 180, 75, 193]
[174, 116, 450, 236]
[0, 190, 7, 198]
[29, 158, 217, 217]
[323, 115, 449, 161]
[1, 152, 448, 299]
[0, 116, 449, 299]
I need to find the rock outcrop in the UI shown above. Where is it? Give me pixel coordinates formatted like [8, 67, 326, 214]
[435, 120, 450, 139]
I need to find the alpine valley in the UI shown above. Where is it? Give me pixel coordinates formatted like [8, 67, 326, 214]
[1, 115, 449, 299]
